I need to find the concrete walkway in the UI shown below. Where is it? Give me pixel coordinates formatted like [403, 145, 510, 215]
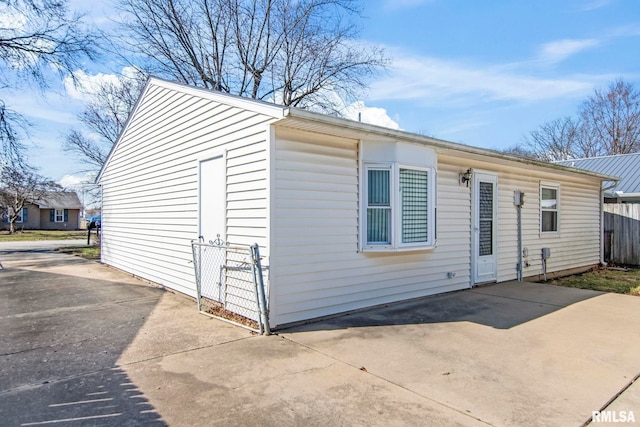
[1, 241, 639, 426]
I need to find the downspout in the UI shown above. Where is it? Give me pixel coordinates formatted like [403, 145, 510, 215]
[600, 181, 619, 266]
[514, 191, 526, 281]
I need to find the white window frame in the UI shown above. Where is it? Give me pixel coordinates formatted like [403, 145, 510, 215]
[362, 162, 436, 251]
[15, 207, 25, 223]
[540, 182, 560, 236]
[54, 208, 64, 223]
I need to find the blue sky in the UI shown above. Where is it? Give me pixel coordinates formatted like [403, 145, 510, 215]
[5, 0, 639, 186]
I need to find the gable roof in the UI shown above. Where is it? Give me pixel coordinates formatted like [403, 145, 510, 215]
[34, 192, 82, 209]
[556, 153, 639, 198]
[98, 76, 617, 184]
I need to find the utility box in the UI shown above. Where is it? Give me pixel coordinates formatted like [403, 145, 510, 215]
[542, 247, 551, 260]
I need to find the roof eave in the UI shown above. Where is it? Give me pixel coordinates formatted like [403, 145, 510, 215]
[279, 108, 617, 182]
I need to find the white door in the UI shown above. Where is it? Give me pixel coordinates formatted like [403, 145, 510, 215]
[199, 156, 226, 243]
[472, 171, 498, 284]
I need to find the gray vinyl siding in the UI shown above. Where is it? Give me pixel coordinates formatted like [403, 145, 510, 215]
[99, 81, 277, 296]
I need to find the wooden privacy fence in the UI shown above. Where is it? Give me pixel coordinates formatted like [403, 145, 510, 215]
[604, 204, 640, 266]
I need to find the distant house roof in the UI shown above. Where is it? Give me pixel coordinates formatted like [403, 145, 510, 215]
[556, 153, 640, 199]
[34, 192, 82, 209]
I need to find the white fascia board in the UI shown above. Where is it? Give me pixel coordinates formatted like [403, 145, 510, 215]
[279, 107, 617, 183]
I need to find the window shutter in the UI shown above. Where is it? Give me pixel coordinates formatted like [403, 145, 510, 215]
[50, 209, 55, 222]
[63, 209, 69, 222]
[22, 207, 28, 222]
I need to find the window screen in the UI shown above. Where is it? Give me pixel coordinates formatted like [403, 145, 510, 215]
[367, 169, 391, 244]
[478, 181, 493, 256]
[400, 168, 428, 243]
[541, 186, 558, 232]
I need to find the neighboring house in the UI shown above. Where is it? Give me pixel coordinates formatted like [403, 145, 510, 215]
[1, 192, 82, 231]
[97, 77, 613, 328]
[557, 153, 640, 265]
[556, 153, 640, 203]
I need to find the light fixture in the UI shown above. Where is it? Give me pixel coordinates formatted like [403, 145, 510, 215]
[459, 169, 472, 187]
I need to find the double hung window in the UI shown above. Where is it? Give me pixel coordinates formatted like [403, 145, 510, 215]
[16, 207, 26, 223]
[540, 183, 559, 234]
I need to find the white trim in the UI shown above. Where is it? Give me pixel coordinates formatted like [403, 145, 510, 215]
[197, 151, 227, 243]
[472, 170, 498, 285]
[540, 181, 560, 237]
[361, 162, 436, 252]
[54, 208, 64, 223]
[15, 207, 25, 223]
[266, 123, 277, 323]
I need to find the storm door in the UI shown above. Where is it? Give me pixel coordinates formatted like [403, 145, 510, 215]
[472, 171, 498, 284]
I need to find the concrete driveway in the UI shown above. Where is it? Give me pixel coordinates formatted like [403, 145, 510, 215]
[1, 241, 639, 426]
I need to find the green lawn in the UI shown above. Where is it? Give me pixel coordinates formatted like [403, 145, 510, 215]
[0, 230, 87, 241]
[546, 267, 640, 296]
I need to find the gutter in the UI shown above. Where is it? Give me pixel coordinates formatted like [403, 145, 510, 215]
[279, 108, 617, 182]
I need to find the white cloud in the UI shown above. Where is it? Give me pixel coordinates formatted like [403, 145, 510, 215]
[64, 66, 141, 101]
[537, 39, 600, 64]
[341, 101, 401, 130]
[0, 3, 26, 30]
[59, 172, 97, 189]
[580, 0, 613, 11]
[368, 49, 605, 107]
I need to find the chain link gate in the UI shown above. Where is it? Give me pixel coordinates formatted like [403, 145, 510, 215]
[191, 236, 269, 334]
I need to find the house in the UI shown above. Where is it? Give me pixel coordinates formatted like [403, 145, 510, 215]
[556, 153, 640, 203]
[97, 77, 613, 328]
[1, 192, 82, 231]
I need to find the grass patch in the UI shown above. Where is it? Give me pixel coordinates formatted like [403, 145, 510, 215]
[546, 266, 640, 296]
[56, 245, 100, 260]
[0, 230, 87, 241]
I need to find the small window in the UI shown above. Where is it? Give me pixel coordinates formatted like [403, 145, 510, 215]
[363, 163, 435, 251]
[541, 184, 559, 234]
[16, 207, 26, 223]
[55, 209, 64, 223]
[367, 167, 392, 245]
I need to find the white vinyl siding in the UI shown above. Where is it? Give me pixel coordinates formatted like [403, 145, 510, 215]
[99, 81, 278, 296]
[270, 128, 468, 326]
[98, 77, 604, 329]
[437, 155, 601, 284]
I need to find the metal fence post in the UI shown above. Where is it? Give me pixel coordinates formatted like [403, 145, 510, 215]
[251, 244, 270, 335]
[191, 241, 202, 312]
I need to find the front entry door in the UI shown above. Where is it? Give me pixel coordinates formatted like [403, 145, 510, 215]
[472, 171, 498, 284]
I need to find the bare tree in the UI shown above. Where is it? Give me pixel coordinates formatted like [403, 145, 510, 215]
[0, 164, 61, 233]
[579, 78, 640, 156]
[62, 69, 147, 171]
[519, 79, 640, 161]
[522, 116, 581, 161]
[0, 0, 98, 163]
[114, 0, 386, 112]
[499, 144, 537, 160]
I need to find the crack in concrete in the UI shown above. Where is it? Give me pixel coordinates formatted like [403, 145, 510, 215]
[279, 334, 496, 426]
